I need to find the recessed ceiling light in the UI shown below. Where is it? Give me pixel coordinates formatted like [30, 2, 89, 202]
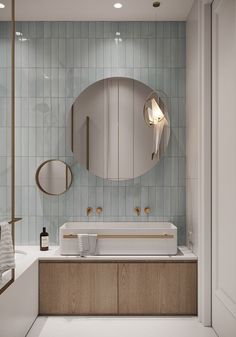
[16, 31, 23, 36]
[116, 32, 121, 36]
[113, 3, 123, 9]
[0, 3, 5, 9]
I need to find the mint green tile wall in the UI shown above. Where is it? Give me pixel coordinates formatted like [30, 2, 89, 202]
[8, 21, 186, 245]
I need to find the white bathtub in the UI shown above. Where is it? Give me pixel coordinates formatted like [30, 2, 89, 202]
[0, 250, 27, 289]
[59, 222, 178, 256]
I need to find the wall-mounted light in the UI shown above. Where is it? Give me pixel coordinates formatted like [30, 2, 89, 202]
[144, 96, 165, 126]
[143, 91, 168, 160]
[113, 3, 123, 9]
[0, 3, 5, 9]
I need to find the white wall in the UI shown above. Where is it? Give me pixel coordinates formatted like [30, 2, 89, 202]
[186, 0, 199, 254]
[186, 0, 212, 326]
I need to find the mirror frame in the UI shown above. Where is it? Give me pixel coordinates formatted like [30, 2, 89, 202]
[35, 160, 73, 196]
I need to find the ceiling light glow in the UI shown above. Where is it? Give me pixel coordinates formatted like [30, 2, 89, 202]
[113, 3, 123, 9]
[0, 3, 5, 9]
[19, 37, 29, 42]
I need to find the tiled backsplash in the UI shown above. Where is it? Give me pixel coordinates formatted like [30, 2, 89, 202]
[0, 21, 186, 245]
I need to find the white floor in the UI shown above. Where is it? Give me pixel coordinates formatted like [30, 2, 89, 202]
[26, 317, 217, 337]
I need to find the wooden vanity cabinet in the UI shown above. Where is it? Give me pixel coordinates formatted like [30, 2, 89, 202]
[39, 261, 197, 316]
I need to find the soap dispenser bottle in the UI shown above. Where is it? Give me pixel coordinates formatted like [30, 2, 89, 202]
[40, 227, 49, 251]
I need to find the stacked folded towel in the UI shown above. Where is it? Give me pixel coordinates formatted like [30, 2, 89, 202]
[0, 222, 15, 283]
[77, 234, 97, 257]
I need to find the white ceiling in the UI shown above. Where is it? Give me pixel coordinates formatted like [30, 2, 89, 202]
[0, 0, 194, 21]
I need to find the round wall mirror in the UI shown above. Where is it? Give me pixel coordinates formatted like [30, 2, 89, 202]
[68, 77, 170, 180]
[36, 160, 72, 196]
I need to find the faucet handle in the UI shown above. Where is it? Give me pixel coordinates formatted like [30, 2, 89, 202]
[134, 207, 141, 216]
[96, 207, 103, 215]
[144, 207, 151, 215]
[87, 207, 93, 216]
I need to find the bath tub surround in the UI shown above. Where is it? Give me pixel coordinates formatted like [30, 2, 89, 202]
[0, 245, 197, 336]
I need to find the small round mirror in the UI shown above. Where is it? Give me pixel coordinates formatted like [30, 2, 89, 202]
[36, 160, 72, 196]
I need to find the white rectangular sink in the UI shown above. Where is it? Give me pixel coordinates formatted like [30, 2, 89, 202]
[59, 222, 177, 256]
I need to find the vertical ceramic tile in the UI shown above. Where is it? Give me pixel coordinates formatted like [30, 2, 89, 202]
[43, 39, 51, 68]
[65, 39, 74, 68]
[43, 22, 51, 38]
[133, 39, 141, 67]
[178, 38, 186, 68]
[95, 39, 104, 68]
[51, 39, 59, 67]
[178, 97, 186, 127]
[12, 21, 186, 244]
[148, 39, 156, 68]
[140, 39, 148, 67]
[80, 39, 89, 67]
[125, 39, 134, 68]
[80, 22, 89, 38]
[66, 22, 74, 38]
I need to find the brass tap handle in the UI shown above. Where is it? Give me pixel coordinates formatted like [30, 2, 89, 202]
[134, 207, 141, 216]
[144, 207, 151, 215]
[96, 207, 103, 215]
[87, 207, 93, 216]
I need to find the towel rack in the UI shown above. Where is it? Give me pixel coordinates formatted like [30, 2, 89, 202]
[63, 234, 174, 239]
[8, 217, 22, 224]
[0, 218, 22, 238]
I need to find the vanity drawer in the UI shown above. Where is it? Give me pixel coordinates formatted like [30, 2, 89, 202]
[39, 262, 118, 315]
[118, 262, 197, 315]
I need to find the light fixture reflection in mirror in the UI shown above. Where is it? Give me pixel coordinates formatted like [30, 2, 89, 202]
[36, 160, 72, 196]
[143, 92, 169, 160]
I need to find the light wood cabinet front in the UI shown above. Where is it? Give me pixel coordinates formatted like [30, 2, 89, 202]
[118, 262, 197, 315]
[39, 261, 197, 315]
[39, 262, 118, 315]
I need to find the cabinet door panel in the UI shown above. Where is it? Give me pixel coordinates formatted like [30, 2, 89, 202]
[118, 262, 197, 315]
[39, 262, 118, 315]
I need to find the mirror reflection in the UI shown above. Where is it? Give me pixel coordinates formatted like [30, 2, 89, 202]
[69, 77, 170, 180]
[36, 160, 72, 196]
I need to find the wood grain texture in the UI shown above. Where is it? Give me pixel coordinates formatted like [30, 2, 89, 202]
[39, 261, 197, 315]
[39, 262, 118, 315]
[118, 262, 197, 315]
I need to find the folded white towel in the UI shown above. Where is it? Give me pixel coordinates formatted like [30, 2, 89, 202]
[77, 234, 97, 257]
[88, 234, 98, 256]
[78, 234, 90, 257]
[0, 222, 15, 282]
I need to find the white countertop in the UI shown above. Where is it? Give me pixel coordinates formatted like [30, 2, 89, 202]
[17, 245, 197, 260]
[0, 246, 197, 289]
